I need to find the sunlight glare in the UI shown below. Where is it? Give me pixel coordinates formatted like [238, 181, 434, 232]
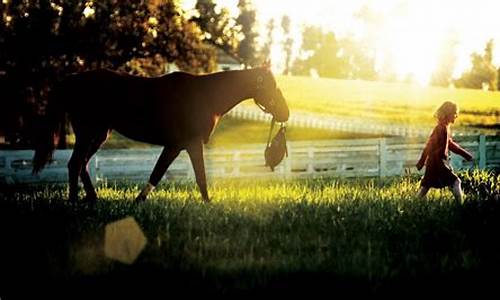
[179, 0, 500, 85]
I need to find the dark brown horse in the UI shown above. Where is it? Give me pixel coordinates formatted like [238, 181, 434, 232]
[32, 67, 289, 203]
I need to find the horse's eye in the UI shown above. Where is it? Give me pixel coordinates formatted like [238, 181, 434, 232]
[257, 76, 263, 83]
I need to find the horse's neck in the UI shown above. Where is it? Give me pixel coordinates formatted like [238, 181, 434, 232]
[209, 69, 257, 115]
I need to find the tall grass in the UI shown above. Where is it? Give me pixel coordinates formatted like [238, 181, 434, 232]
[0, 171, 499, 296]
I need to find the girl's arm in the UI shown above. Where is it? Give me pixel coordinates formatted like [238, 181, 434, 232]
[449, 138, 473, 161]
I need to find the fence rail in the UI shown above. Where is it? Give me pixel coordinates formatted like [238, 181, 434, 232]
[1, 135, 499, 185]
[228, 106, 478, 137]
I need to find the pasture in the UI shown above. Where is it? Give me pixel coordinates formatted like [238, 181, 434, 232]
[2, 75, 499, 297]
[272, 76, 499, 130]
[1, 170, 499, 297]
[98, 118, 383, 149]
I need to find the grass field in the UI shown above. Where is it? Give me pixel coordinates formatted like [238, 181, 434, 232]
[98, 117, 383, 149]
[1, 170, 499, 297]
[275, 75, 500, 128]
[3, 76, 500, 296]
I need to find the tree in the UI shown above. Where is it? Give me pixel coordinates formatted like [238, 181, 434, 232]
[431, 33, 459, 87]
[0, 0, 216, 147]
[338, 36, 377, 80]
[291, 25, 376, 80]
[236, 0, 258, 68]
[281, 15, 293, 75]
[454, 39, 498, 91]
[497, 66, 500, 90]
[291, 26, 341, 77]
[150, 1, 216, 74]
[259, 18, 274, 62]
[192, 0, 240, 62]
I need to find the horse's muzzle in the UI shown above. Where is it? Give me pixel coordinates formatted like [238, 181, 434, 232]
[273, 88, 290, 122]
[274, 107, 289, 122]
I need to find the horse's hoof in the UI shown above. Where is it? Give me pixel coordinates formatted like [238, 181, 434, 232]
[202, 197, 211, 204]
[83, 195, 97, 205]
[135, 195, 146, 203]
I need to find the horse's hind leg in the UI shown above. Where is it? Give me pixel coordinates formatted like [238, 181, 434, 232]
[135, 147, 180, 202]
[68, 138, 92, 203]
[79, 130, 110, 203]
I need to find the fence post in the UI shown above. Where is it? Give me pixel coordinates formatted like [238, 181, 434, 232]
[307, 146, 314, 174]
[187, 154, 195, 180]
[378, 138, 387, 178]
[0, 151, 14, 185]
[479, 135, 486, 169]
[89, 155, 98, 183]
[233, 151, 240, 177]
[284, 142, 292, 179]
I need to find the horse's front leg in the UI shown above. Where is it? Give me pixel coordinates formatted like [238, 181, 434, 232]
[79, 161, 97, 203]
[186, 138, 210, 203]
[136, 147, 180, 202]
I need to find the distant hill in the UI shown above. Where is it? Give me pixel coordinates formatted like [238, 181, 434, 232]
[253, 76, 500, 130]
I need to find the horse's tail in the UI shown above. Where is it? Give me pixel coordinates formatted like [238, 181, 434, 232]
[32, 84, 66, 174]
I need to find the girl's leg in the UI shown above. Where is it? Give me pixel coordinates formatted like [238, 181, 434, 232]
[416, 186, 430, 200]
[450, 178, 464, 204]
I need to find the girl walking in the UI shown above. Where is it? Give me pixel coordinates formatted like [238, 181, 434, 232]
[416, 101, 473, 203]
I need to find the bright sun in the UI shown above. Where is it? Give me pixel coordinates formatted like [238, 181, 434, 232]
[259, 0, 446, 85]
[182, 0, 500, 86]
[372, 3, 444, 86]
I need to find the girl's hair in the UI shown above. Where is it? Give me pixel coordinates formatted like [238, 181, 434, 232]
[434, 101, 458, 122]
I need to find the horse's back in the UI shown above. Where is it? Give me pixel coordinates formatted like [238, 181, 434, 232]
[60, 69, 155, 111]
[57, 69, 216, 146]
[63, 69, 195, 104]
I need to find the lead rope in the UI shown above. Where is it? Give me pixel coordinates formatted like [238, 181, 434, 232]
[254, 99, 269, 114]
[281, 122, 288, 157]
[266, 117, 276, 148]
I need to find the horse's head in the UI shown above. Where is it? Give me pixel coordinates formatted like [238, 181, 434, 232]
[253, 67, 290, 122]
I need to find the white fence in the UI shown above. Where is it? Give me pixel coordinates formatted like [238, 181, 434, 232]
[1, 135, 498, 185]
[228, 106, 474, 137]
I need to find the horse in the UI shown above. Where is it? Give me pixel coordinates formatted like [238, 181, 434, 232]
[31, 66, 289, 203]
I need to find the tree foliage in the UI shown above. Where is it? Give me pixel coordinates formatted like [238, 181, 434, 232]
[291, 26, 341, 77]
[291, 26, 376, 80]
[281, 15, 293, 75]
[454, 39, 498, 91]
[236, 0, 258, 68]
[0, 0, 216, 146]
[192, 0, 240, 62]
[259, 18, 274, 62]
[430, 34, 458, 87]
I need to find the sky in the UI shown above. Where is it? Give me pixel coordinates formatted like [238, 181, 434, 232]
[181, 0, 500, 85]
